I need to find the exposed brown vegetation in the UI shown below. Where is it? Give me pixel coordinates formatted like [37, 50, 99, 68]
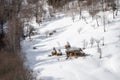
[50, 47, 62, 56]
[0, 49, 35, 80]
[48, 0, 72, 9]
[66, 48, 86, 59]
[64, 42, 71, 49]
[51, 47, 57, 56]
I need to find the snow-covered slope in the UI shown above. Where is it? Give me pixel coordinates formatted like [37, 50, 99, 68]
[22, 12, 120, 80]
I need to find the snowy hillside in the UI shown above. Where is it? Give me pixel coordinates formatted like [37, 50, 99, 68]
[22, 11, 120, 80]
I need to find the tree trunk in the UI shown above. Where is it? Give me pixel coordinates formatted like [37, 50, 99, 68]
[96, 18, 99, 27]
[0, 21, 5, 38]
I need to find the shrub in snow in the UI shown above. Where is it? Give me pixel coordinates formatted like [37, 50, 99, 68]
[90, 37, 95, 48]
[95, 39, 100, 48]
[64, 42, 71, 50]
[57, 49, 62, 56]
[101, 37, 105, 46]
[51, 47, 57, 56]
[33, 46, 37, 49]
[91, 24, 96, 29]
[95, 15, 101, 27]
[50, 47, 62, 56]
[82, 16, 88, 24]
[78, 28, 82, 34]
[45, 30, 57, 37]
[118, 35, 120, 41]
[28, 27, 36, 39]
[97, 47, 102, 59]
[72, 14, 75, 22]
[82, 40, 88, 49]
[24, 24, 36, 39]
[111, 3, 117, 19]
[65, 47, 86, 59]
[45, 30, 49, 37]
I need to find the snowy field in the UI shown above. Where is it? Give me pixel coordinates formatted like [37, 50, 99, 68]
[22, 11, 120, 80]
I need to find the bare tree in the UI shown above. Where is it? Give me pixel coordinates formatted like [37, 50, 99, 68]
[101, 0, 106, 32]
[95, 15, 101, 27]
[90, 37, 95, 48]
[116, 0, 120, 16]
[6, 17, 22, 54]
[95, 39, 102, 59]
[96, 39, 100, 48]
[111, 3, 117, 19]
[78, 28, 83, 34]
[82, 40, 88, 49]
[97, 47, 102, 59]
[48, 6, 55, 18]
[86, 0, 100, 20]
[82, 16, 88, 24]
[78, 0, 83, 19]
[101, 37, 105, 46]
[71, 2, 76, 22]
[35, 1, 44, 24]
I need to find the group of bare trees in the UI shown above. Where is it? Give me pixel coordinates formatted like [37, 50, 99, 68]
[0, 0, 43, 52]
[82, 37, 105, 59]
[0, 0, 23, 51]
[0, 0, 38, 80]
[47, 0, 119, 32]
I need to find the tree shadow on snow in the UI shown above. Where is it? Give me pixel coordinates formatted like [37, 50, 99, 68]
[41, 76, 62, 80]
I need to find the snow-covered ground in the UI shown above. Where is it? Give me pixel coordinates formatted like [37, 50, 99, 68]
[22, 11, 120, 80]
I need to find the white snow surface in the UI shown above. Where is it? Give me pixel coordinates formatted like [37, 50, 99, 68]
[22, 12, 120, 80]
